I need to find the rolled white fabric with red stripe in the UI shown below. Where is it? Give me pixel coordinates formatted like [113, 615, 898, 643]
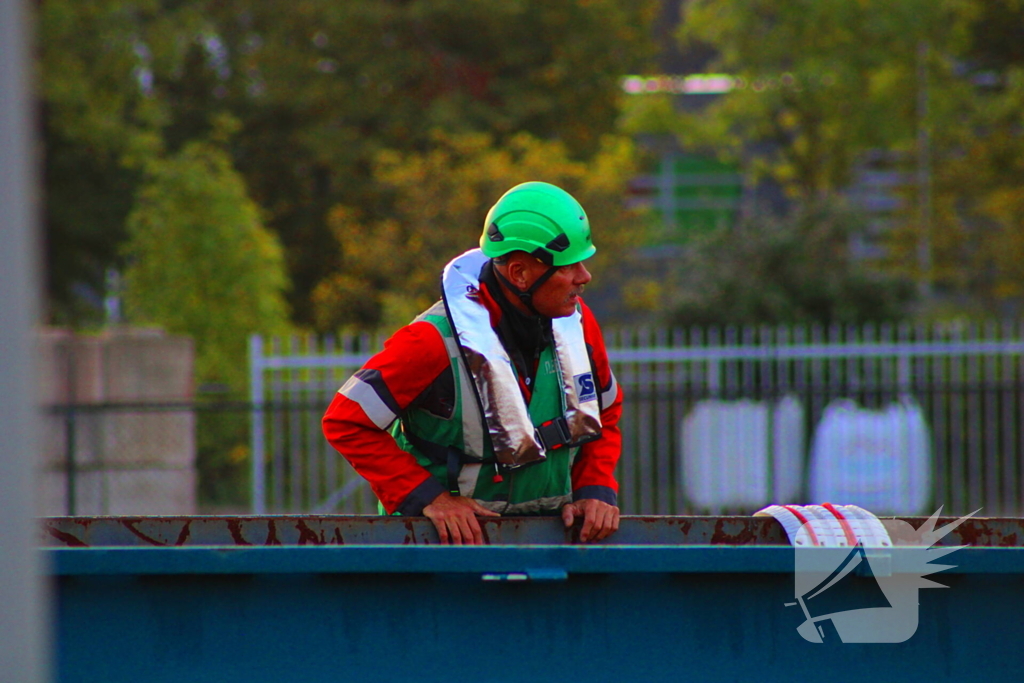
[755, 504, 892, 548]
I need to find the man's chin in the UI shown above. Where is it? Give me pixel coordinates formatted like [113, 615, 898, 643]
[536, 297, 580, 318]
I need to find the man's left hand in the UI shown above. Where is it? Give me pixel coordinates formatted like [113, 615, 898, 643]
[561, 498, 620, 543]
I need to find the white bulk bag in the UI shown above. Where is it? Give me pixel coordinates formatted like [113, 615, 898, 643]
[681, 396, 804, 512]
[808, 397, 932, 515]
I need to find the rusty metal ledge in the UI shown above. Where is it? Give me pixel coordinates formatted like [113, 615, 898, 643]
[40, 515, 1024, 548]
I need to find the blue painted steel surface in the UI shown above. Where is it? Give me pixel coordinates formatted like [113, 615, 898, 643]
[51, 517, 1024, 682]
[47, 545, 1024, 576]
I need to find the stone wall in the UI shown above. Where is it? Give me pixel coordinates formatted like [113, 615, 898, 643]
[38, 327, 196, 515]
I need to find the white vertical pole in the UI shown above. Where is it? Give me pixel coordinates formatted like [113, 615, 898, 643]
[0, 0, 50, 680]
[249, 334, 266, 513]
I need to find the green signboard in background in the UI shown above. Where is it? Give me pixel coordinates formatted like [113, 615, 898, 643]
[635, 152, 743, 245]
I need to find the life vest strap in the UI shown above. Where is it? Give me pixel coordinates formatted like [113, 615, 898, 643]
[535, 417, 572, 451]
[403, 428, 493, 497]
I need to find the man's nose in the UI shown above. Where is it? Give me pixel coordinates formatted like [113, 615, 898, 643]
[574, 262, 592, 285]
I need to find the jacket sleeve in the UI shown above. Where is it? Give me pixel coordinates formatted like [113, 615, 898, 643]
[570, 300, 623, 506]
[321, 321, 450, 515]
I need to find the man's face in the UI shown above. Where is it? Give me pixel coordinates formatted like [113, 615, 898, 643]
[521, 258, 592, 318]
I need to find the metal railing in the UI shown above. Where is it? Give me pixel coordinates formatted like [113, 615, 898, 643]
[250, 321, 1024, 516]
[248, 333, 387, 514]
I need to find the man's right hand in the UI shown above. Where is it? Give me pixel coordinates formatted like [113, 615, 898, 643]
[422, 492, 501, 545]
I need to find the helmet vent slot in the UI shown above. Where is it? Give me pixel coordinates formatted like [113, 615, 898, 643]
[545, 233, 570, 252]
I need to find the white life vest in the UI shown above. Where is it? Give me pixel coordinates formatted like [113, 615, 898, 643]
[440, 249, 602, 467]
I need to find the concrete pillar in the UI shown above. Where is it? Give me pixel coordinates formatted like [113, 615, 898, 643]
[0, 0, 49, 678]
[38, 329, 197, 516]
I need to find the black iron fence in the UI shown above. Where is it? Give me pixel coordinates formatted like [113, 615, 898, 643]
[43, 323, 1024, 518]
[248, 322, 1024, 517]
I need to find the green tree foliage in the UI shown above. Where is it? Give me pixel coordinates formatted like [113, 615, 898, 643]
[671, 0, 975, 200]
[669, 202, 915, 326]
[40, 0, 168, 322]
[122, 140, 290, 390]
[962, 72, 1024, 307]
[628, 0, 1024, 319]
[40, 0, 659, 326]
[964, 0, 1024, 72]
[312, 131, 649, 331]
[882, 75, 1024, 313]
[882, 1, 1024, 315]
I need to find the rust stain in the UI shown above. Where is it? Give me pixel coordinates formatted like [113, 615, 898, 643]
[709, 519, 759, 545]
[295, 519, 322, 546]
[46, 526, 88, 547]
[331, 528, 345, 545]
[678, 519, 693, 536]
[265, 520, 282, 546]
[1000, 533, 1018, 547]
[402, 519, 417, 545]
[122, 520, 168, 547]
[174, 521, 192, 546]
[953, 521, 988, 547]
[227, 519, 253, 546]
[759, 518, 787, 543]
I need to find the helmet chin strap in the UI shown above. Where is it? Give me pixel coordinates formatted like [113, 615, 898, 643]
[493, 262, 558, 317]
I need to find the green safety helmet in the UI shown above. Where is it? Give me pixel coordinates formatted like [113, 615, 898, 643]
[480, 181, 596, 266]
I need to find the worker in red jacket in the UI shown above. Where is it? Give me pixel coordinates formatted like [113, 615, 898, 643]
[322, 181, 623, 544]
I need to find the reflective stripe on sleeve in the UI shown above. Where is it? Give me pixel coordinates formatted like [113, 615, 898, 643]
[600, 372, 619, 410]
[339, 369, 399, 430]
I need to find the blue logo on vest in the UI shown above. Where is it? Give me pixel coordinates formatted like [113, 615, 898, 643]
[574, 373, 597, 402]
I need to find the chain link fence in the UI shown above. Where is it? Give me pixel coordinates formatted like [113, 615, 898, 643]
[42, 400, 256, 515]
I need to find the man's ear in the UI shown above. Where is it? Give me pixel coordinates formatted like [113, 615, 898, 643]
[505, 256, 529, 290]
